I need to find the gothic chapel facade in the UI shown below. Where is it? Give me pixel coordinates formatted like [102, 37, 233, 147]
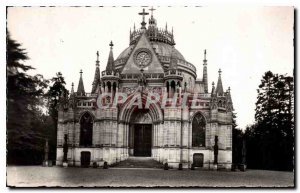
[56, 8, 234, 169]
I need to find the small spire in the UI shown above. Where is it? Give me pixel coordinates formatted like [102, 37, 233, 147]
[204, 49, 207, 62]
[165, 22, 168, 31]
[92, 51, 101, 93]
[134, 23, 136, 31]
[172, 27, 173, 35]
[77, 70, 85, 95]
[216, 69, 224, 95]
[106, 41, 115, 73]
[228, 86, 231, 92]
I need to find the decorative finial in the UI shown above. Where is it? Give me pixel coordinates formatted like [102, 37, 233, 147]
[203, 49, 207, 63]
[109, 41, 114, 49]
[71, 82, 74, 93]
[172, 27, 173, 35]
[212, 81, 215, 87]
[149, 7, 156, 17]
[57, 72, 62, 78]
[228, 87, 231, 92]
[138, 8, 149, 29]
[165, 22, 168, 31]
[96, 51, 100, 67]
[134, 23, 136, 31]
[218, 69, 222, 76]
[80, 69, 83, 76]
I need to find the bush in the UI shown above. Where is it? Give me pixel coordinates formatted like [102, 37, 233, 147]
[103, 161, 108, 169]
[93, 162, 98, 168]
[178, 163, 183, 170]
[164, 163, 169, 170]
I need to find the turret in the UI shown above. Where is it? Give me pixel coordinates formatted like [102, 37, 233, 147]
[164, 48, 183, 98]
[101, 41, 120, 97]
[148, 7, 157, 28]
[129, 8, 175, 46]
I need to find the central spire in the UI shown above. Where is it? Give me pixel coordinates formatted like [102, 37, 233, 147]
[130, 8, 175, 46]
[139, 8, 149, 29]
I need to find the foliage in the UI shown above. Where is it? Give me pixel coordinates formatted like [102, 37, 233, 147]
[46, 72, 68, 127]
[231, 112, 244, 165]
[7, 32, 49, 164]
[46, 72, 68, 160]
[245, 71, 294, 171]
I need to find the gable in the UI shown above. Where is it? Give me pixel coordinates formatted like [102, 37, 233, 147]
[121, 33, 164, 74]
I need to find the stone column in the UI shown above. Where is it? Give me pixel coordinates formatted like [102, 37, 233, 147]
[75, 123, 80, 146]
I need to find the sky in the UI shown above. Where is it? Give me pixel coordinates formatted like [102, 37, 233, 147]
[7, 6, 294, 129]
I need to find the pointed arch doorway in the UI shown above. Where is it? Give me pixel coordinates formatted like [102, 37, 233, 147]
[129, 109, 153, 157]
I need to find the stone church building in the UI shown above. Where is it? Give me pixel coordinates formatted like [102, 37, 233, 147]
[56, 8, 234, 169]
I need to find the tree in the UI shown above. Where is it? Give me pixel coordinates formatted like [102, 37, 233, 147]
[245, 71, 294, 171]
[7, 32, 49, 164]
[46, 72, 68, 160]
[231, 112, 244, 166]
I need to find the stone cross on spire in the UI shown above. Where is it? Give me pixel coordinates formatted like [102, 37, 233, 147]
[149, 7, 156, 17]
[218, 68, 222, 76]
[109, 41, 114, 49]
[139, 8, 149, 29]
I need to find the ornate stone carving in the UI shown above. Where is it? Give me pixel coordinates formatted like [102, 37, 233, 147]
[131, 112, 152, 124]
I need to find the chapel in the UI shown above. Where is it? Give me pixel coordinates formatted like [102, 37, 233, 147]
[56, 8, 234, 169]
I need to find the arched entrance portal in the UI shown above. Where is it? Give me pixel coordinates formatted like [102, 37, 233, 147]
[129, 110, 152, 157]
[118, 92, 164, 158]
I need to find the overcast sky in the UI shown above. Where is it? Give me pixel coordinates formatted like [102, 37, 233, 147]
[7, 6, 294, 129]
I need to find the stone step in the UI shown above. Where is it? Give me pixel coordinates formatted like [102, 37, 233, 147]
[113, 157, 163, 168]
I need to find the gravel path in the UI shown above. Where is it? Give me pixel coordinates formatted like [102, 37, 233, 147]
[7, 166, 294, 187]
